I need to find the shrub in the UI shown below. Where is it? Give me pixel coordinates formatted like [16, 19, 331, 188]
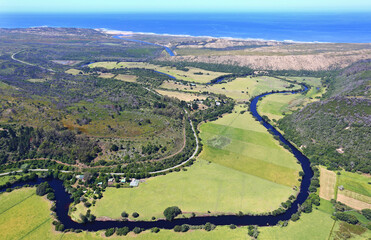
[105, 228, 115, 237]
[132, 212, 139, 218]
[121, 211, 128, 218]
[361, 209, 371, 220]
[230, 224, 237, 229]
[151, 227, 160, 233]
[204, 222, 215, 231]
[173, 225, 182, 232]
[291, 213, 300, 221]
[133, 227, 142, 234]
[335, 212, 359, 224]
[47, 192, 55, 200]
[181, 224, 190, 232]
[116, 226, 130, 236]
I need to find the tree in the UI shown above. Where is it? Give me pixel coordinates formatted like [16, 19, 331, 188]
[361, 209, 371, 220]
[105, 228, 115, 237]
[204, 222, 215, 231]
[151, 227, 160, 233]
[36, 182, 51, 196]
[291, 213, 300, 221]
[121, 211, 128, 218]
[110, 144, 119, 152]
[133, 227, 142, 234]
[173, 225, 182, 232]
[335, 212, 359, 224]
[47, 192, 55, 200]
[132, 212, 139, 218]
[181, 224, 190, 232]
[116, 226, 130, 236]
[163, 206, 182, 221]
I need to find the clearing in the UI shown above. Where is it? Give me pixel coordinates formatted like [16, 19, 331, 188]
[155, 89, 207, 101]
[72, 159, 297, 221]
[319, 166, 337, 200]
[199, 105, 301, 187]
[88, 61, 227, 84]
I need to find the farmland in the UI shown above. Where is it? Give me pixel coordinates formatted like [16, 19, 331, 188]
[160, 76, 301, 102]
[88, 61, 227, 83]
[199, 104, 301, 187]
[72, 159, 296, 221]
[155, 89, 207, 102]
[4, 188, 370, 240]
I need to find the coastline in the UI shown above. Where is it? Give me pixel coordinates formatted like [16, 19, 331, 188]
[96, 28, 324, 44]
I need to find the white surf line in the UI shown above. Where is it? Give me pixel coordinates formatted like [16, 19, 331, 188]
[11, 51, 55, 72]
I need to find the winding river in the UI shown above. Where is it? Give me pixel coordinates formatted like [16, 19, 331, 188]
[4, 43, 314, 230]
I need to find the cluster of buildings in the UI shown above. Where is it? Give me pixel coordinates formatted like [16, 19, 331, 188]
[75, 174, 140, 187]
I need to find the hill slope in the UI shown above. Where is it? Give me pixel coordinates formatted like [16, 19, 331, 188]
[278, 60, 371, 173]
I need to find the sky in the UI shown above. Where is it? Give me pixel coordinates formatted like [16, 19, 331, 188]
[1, 0, 371, 13]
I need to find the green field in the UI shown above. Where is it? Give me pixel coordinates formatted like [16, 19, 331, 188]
[2, 188, 370, 240]
[258, 77, 323, 121]
[72, 159, 297, 221]
[199, 105, 300, 187]
[0, 188, 53, 240]
[88, 61, 227, 83]
[161, 76, 301, 101]
[336, 170, 371, 197]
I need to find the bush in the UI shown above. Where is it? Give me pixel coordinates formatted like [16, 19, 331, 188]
[361, 209, 371, 220]
[204, 222, 216, 231]
[335, 212, 359, 224]
[116, 226, 130, 236]
[105, 228, 115, 237]
[151, 227, 160, 233]
[47, 192, 55, 200]
[133, 227, 142, 234]
[163, 206, 182, 221]
[181, 224, 190, 232]
[230, 224, 237, 229]
[121, 211, 128, 218]
[173, 225, 182, 232]
[132, 212, 139, 218]
[36, 182, 51, 196]
[291, 213, 300, 221]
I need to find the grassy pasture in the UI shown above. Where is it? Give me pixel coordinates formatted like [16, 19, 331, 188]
[199, 105, 300, 187]
[0, 188, 52, 240]
[319, 166, 337, 200]
[161, 76, 301, 101]
[88, 61, 227, 83]
[258, 77, 324, 121]
[0, 175, 22, 185]
[1, 188, 369, 240]
[114, 74, 137, 82]
[336, 170, 371, 197]
[72, 160, 296, 221]
[156, 89, 207, 101]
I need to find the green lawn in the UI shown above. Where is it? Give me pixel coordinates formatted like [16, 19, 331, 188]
[199, 105, 300, 187]
[72, 160, 296, 221]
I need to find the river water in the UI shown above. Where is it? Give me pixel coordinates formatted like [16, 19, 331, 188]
[1, 75, 313, 231]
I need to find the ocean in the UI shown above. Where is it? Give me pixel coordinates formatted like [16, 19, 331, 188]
[1, 12, 371, 43]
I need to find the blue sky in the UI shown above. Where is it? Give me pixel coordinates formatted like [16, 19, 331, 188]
[1, 0, 371, 13]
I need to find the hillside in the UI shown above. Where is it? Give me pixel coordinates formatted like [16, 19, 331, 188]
[278, 60, 371, 173]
